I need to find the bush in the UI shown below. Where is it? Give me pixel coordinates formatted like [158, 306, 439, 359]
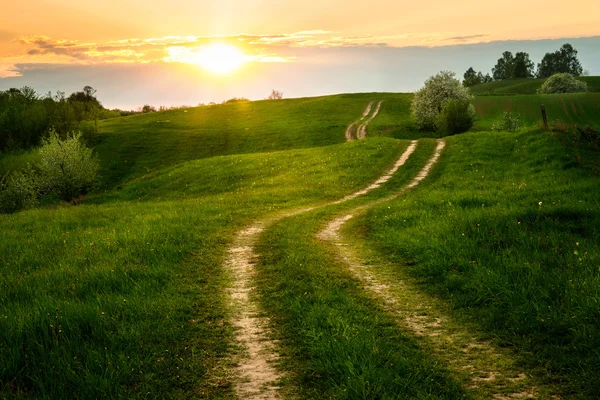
[224, 97, 249, 104]
[435, 99, 475, 135]
[491, 112, 522, 132]
[37, 129, 99, 201]
[412, 71, 473, 131]
[0, 168, 38, 213]
[538, 73, 588, 94]
[268, 90, 283, 100]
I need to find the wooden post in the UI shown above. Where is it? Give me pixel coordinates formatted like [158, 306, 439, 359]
[541, 104, 548, 130]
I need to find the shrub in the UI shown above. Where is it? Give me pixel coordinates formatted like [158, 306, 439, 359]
[37, 129, 99, 201]
[268, 90, 283, 100]
[0, 168, 38, 213]
[435, 99, 475, 135]
[224, 97, 249, 104]
[412, 71, 473, 131]
[538, 73, 587, 94]
[491, 112, 522, 132]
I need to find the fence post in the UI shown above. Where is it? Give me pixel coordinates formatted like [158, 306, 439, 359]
[541, 104, 548, 130]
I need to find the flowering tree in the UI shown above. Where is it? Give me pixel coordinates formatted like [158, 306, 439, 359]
[538, 73, 588, 94]
[412, 71, 474, 131]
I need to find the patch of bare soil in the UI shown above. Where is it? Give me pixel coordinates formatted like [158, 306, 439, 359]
[317, 140, 548, 399]
[226, 222, 282, 399]
[357, 100, 383, 139]
[345, 101, 374, 141]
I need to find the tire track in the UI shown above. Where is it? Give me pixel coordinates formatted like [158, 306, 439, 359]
[356, 100, 383, 139]
[345, 101, 374, 141]
[224, 142, 419, 399]
[317, 140, 547, 399]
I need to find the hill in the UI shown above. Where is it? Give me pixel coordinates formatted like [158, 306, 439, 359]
[95, 93, 390, 188]
[470, 76, 600, 95]
[1, 92, 599, 398]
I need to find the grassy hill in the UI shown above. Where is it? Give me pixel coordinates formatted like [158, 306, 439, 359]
[1, 92, 599, 398]
[470, 76, 600, 95]
[94, 93, 388, 188]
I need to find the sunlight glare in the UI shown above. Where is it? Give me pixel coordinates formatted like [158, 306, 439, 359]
[193, 43, 248, 74]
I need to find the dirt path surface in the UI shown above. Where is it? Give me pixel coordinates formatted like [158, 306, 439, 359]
[345, 101, 376, 141]
[357, 100, 383, 139]
[224, 143, 419, 399]
[317, 140, 547, 399]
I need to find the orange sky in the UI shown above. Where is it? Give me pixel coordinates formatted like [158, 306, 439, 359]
[1, 0, 599, 77]
[0, 0, 598, 108]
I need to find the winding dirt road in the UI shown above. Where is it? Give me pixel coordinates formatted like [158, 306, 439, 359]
[317, 139, 545, 399]
[224, 140, 414, 399]
[345, 100, 382, 141]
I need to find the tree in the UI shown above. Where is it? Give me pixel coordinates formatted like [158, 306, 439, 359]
[411, 71, 473, 131]
[537, 43, 583, 78]
[463, 68, 493, 87]
[492, 51, 515, 80]
[538, 73, 588, 94]
[141, 104, 156, 113]
[513, 52, 535, 78]
[268, 89, 283, 100]
[463, 67, 480, 87]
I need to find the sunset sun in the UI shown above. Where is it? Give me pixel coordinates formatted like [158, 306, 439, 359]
[164, 42, 248, 74]
[193, 43, 248, 74]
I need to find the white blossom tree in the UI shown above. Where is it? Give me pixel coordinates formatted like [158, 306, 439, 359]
[411, 71, 473, 131]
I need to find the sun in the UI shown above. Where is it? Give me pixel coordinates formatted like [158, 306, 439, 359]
[193, 43, 247, 74]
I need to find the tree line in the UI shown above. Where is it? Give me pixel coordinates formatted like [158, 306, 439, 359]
[463, 43, 585, 87]
[0, 86, 120, 153]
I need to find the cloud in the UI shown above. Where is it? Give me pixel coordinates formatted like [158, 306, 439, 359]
[441, 34, 490, 43]
[6, 31, 596, 79]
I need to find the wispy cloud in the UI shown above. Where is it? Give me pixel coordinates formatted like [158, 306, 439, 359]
[1, 30, 493, 78]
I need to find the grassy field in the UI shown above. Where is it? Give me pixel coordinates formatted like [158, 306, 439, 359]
[352, 128, 600, 396]
[470, 76, 600, 95]
[1, 92, 600, 398]
[473, 93, 600, 130]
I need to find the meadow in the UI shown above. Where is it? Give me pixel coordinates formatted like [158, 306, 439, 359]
[469, 76, 600, 95]
[1, 87, 599, 398]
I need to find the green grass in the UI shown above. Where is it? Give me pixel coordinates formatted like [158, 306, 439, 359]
[472, 93, 600, 130]
[470, 76, 600, 95]
[353, 129, 600, 397]
[0, 96, 406, 398]
[95, 93, 387, 188]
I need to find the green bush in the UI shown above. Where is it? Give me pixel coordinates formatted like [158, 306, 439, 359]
[434, 99, 475, 135]
[491, 111, 522, 131]
[538, 73, 588, 94]
[37, 129, 99, 201]
[0, 168, 38, 213]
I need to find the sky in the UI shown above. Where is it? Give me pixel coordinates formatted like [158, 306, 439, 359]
[1, 0, 599, 109]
